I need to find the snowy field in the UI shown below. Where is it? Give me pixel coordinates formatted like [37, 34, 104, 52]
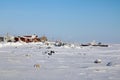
[0, 42, 120, 80]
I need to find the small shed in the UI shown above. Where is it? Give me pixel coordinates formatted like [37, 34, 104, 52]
[0, 37, 4, 42]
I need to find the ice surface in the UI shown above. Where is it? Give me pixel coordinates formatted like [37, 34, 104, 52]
[0, 42, 120, 80]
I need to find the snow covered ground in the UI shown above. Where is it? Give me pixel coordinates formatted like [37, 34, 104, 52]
[0, 42, 120, 80]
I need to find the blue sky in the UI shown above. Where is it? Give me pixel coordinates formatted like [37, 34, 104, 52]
[0, 0, 120, 43]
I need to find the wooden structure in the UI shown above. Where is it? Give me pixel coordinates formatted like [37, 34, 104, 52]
[39, 36, 48, 42]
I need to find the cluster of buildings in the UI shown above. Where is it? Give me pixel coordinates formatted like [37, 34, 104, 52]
[0, 33, 48, 43]
[80, 40, 108, 47]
